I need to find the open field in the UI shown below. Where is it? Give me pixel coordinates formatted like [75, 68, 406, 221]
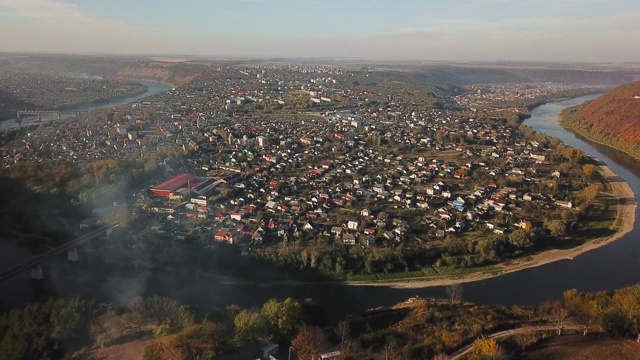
[519, 335, 640, 360]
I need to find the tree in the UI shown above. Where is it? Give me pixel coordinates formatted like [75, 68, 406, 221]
[127, 296, 147, 331]
[513, 332, 539, 351]
[580, 183, 602, 204]
[90, 309, 126, 348]
[172, 323, 230, 360]
[548, 306, 570, 335]
[234, 309, 272, 344]
[545, 220, 566, 238]
[147, 295, 179, 327]
[612, 286, 640, 342]
[335, 321, 361, 359]
[178, 305, 197, 331]
[508, 229, 532, 249]
[0, 302, 52, 360]
[469, 338, 506, 360]
[141, 342, 165, 360]
[563, 289, 599, 335]
[48, 297, 95, 346]
[374, 336, 400, 360]
[446, 284, 463, 304]
[291, 326, 329, 360]
[262, 298, 305, 339]
[582, 164, 596, 181]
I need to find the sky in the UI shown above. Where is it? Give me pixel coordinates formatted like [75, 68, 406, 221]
[0, 0, 638, 62]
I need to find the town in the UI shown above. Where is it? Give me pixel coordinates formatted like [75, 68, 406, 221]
[1, 63, 612, 281]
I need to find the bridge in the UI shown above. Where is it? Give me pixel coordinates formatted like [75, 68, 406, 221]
[0, 224, 120, 283]
[16, 110, 61, 123]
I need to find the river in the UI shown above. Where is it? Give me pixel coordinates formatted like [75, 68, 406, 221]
[4, 93, 640, 321]
[0, 81, 171, 131]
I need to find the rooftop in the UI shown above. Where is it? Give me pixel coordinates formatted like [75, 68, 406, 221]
[152, 173, 198, 192]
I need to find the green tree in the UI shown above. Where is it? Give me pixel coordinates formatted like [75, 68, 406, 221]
[0, 303, 51, 360]
[178, 305, 197, 331]
[234, 309, 272, 344]
[546, 220, 566, 238]
[48, 297, 95, 346]
[262, 298, 305, 340]
[508, 229, 532, 249]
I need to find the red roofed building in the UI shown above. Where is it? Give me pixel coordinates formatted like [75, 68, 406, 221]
[151, 174, 198, 197]
[214, 231, 234, 244]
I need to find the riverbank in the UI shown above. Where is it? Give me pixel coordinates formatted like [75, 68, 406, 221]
[210, 161, 636, 290]
[559, 110, 640, 163]
[349, 163, 637, 289]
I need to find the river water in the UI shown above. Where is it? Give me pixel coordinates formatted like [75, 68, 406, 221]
[0, 81, 171, 131]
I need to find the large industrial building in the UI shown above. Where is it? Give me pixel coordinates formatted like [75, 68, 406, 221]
[150, 173, 198, 197]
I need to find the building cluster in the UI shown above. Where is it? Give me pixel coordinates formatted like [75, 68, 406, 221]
[0, 72, 145, 111]
[2, 64, 592, 250]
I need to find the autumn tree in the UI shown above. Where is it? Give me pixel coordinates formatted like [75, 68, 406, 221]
[147, 295, 180, 327]
[469, 338, 506, 360]
[611, 286, 640, 342]
[291, 326, 330, 360]
[582, 164, 596, 181]
[563, 289, 600, 335]
[513, 332, 540, 352]
[141, 342, 165, 360]
[90, 309, 126, 348]
[580, 183, 602, 204]
[127, 296, 147, 331]
[172, 322, 230, 360]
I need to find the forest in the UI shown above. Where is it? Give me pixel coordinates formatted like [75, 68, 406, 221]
[3, 284, 640, 359]
[560, 81, 640, 159]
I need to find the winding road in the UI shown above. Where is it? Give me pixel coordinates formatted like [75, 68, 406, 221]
[447, 325, 581, 359]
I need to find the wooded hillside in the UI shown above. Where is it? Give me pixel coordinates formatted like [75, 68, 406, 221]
[560, 81, 640, 158]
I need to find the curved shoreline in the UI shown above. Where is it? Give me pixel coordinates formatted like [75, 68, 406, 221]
[347, 163, 636, 289]
[217, 162, 636, 290]
[559, 118, 640, 163]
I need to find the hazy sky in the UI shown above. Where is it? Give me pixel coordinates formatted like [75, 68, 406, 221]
[0, 0, 638, 61]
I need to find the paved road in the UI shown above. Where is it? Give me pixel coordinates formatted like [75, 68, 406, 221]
[0, 224, 119, 282]
[448, 325, 581, 360]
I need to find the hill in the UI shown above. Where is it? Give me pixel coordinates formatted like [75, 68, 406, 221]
[560, 81, 640, 158]
[0, 54, 207, 85]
